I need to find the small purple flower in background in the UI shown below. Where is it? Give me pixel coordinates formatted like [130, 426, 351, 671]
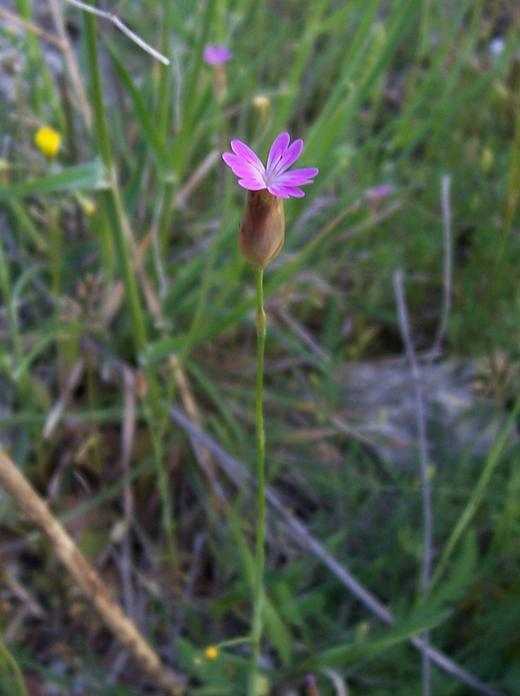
[365, 183, 395, 201]
[203, 45, 232, 65]
[222, 132, 318, 198]
[305, 674, 320, 695]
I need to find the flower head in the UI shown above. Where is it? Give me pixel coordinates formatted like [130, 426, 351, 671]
[34, 126, 61, 159]
[203, 45, 232, 65]
[305, 673, 319, 695]
[222, 132, 318, 199]
[204, 645, 219, 661]
[365, 184, 394, 201]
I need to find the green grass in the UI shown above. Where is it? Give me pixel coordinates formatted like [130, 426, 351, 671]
[0, 0, 519, 694]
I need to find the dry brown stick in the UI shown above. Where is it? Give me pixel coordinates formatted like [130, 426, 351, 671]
[0, 447, 184, 695]
[169, 355, 227, 509]
[43, 357, 85, 440]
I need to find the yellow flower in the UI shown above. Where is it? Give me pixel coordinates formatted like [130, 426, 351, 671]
[204, 645, 219, 661]
[34, 126, 61, 159]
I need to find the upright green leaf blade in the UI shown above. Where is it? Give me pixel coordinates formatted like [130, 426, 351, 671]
[0, 160, 108, 199]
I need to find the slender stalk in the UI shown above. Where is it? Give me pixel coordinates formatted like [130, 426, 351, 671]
[248, 268, 267, 696]
[16, 0, 58, 120]
[0, 240, 24, 373]
[158, 0, 217, 255]
[393, 270, 433, 696]
[83, 6, 175, 551]
[83, 4, 159, 391]
[0, 238, 31, 399]
[156, 0, 176, 144]
[0, 628, 27, 696]
[49, 207, 61, 296]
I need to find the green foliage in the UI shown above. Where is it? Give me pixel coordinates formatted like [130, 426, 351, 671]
[0, 160, 107, 198]
[0, 633, 26, 696]
[0, 0, 518, 693]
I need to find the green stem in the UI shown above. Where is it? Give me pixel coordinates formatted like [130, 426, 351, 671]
[156, 0, 175, 144]
[83, 6, 175, 552]
[158, 0, 218, 256]
[248, 267, 266, 696]
[17, 0, 59, 122]
[0, 238, 30, 398]
[0, 240, 23, 370]
[0, 627, 27, 696]
[49, 207, 61, 296]
[83, 6, 153, 382]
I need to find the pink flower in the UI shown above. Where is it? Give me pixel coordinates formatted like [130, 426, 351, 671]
[203, 45, 232, 65]
[365, 184, 394, 201]
[222, 132, 318, 199]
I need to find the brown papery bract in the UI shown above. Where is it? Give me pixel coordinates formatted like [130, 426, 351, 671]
[239, 189, 285, 269]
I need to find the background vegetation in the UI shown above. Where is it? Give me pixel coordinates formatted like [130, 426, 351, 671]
[0, 0, 519, 694]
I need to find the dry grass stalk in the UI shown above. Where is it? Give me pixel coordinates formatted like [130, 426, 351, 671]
[0, 446, 184, 695]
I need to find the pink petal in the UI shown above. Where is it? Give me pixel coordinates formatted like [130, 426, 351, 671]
[267, 184, 292, 198]
[271, 138, 303, 176]
[223, 132, 318, 197]
[268, 183, 306, 198]
[238, 178, 266, 191]
[275, 167, 319, 187]
[230, 140, 264, 173]
[237, 169, 265, 188]
[204, 45, 232, 65]
[222, 153, 261, 178]
[266, 132, 290, 173]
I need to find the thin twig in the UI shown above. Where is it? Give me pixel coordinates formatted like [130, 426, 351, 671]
[278, 307, 331, 363]
[393, 270, 433, 696]
[43, 358, 85, 439]
[169, 355, 227, 507]
[173, 150, 220, 209]
[169, 408, 503, 696]
[0, 7, 64, 48]
[120, 367, 136, 616]
[431, 175, 453, 355]
[48, 0, 92, 128]
[63, 0, 170, 64]
[0, 446, 184, 695]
